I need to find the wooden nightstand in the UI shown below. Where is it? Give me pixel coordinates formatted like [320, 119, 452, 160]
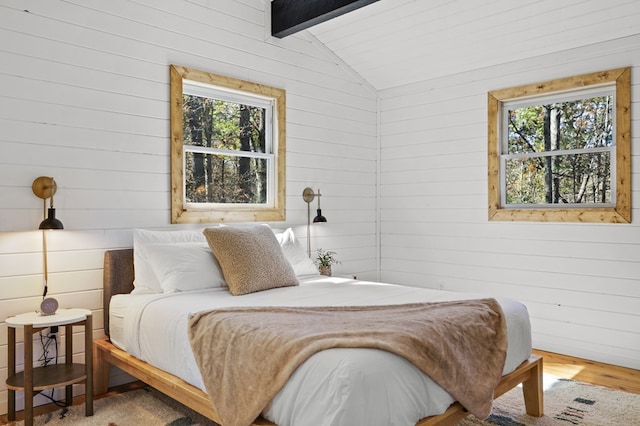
[5, 308, 93, 426]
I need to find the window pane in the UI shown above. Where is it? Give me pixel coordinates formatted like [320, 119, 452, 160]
[182, 94, 267, 153]
[505, 152, 611, 205]
[507, 96, 613, 154]
[185, 151, 268, 204]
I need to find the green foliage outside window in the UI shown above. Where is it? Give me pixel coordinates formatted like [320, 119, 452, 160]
[504, 96, 613, 206]
[182, 94, 268, 205]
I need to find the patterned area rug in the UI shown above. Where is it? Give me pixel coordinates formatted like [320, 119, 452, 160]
[459, 374, 640, 426]
[8, 375, 640, 425]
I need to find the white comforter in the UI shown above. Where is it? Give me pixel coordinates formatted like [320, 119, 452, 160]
[109, 276, 532, 426]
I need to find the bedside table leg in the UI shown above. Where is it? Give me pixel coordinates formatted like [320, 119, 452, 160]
[65, 323, 73, 406]
[7, 327, 16, 421]
[24, 324, 34, 426]
[85, 313, 94, 416]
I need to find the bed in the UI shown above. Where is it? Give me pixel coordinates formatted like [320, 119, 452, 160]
[94, 226, 543, 426]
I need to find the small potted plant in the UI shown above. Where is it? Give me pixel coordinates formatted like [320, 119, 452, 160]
[315, 248, 340, 276]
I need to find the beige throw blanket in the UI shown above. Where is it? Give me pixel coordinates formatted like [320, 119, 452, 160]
[188, 298, 507, 426]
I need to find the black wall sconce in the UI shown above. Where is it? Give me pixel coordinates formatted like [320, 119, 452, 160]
[32, 176, 64, 315]
[302, 187, 327, 257]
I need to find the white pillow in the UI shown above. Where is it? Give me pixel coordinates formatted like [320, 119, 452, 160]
[132, 228, 208, 293]
[275, 228, 320, 277]
[145, 243, 225, 293]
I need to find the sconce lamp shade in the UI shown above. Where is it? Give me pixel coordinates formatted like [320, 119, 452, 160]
[312, 188, 327, 222]
[313, 209, 327, 223]
[39, 207, 64, 229]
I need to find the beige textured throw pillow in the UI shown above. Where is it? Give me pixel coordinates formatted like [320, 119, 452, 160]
[203, 226, 299, 295]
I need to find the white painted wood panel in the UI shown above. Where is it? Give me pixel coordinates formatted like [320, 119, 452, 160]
[379, 32, 640, 369]
[0, 0, 377, 415]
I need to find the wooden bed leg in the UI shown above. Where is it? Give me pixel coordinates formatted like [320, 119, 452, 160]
[522, 356, 544, 417]
[93, 338, 111, 395]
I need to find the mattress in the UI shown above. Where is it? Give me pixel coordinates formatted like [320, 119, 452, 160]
[110, 275, 532, 426]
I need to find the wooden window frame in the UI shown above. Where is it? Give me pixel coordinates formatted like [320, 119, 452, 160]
[488, 67, 631, 223]
[170, 65, 286, 224]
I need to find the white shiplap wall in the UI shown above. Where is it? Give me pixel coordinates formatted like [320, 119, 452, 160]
[379, 34, 640, 370]
[0, 0, 378, 414]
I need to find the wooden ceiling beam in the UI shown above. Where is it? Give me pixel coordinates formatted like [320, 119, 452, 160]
[271, 0, 379, 38]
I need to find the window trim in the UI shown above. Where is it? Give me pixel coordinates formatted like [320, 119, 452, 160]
[169, 65, 286, 224]
[487, 67, 631, 223]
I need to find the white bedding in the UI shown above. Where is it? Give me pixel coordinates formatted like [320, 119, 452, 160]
[110, 275, 532, 426]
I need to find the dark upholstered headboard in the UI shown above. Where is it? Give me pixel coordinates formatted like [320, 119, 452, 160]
[103, 249, 134, 337]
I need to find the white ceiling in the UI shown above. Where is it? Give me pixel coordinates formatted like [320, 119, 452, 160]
[307, 0, 640, 91]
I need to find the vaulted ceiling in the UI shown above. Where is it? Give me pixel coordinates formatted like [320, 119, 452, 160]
[303, 0, 640, 91]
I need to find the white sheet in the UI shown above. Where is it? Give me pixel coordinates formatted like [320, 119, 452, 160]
[110, 276, 532, 426]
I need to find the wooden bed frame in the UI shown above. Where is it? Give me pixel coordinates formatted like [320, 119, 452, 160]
[94, 249, 544, 426]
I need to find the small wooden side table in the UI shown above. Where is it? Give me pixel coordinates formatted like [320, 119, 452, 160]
[5, 308, 93, 426]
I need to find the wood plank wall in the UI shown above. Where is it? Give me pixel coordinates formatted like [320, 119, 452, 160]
[0, 0, 378, 414]
[378, 34, 640, 371]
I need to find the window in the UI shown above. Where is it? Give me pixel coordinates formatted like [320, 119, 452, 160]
[488, 68, 630, 223]
[170, 65, 286, 224]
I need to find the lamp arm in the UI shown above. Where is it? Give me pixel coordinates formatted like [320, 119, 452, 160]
[42, 230, 49, 298]
[307, 202, 311, 257]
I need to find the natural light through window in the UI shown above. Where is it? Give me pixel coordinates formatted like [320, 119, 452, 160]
[182, 82, 275, 207]
[488, 68, 630, 223]
[502, 88, 615, 208]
